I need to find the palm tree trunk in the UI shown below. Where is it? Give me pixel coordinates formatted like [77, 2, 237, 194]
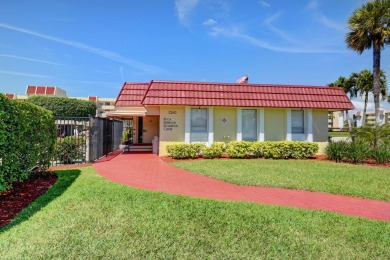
[373, 43, 381, 125]
[362, 92, 369, 127]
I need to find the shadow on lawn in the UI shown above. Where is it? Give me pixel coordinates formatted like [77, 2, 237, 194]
[0, 170, 80, 232]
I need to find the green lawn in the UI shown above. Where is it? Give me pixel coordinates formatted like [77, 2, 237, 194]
[171, 160, 390, 201]
[0, 167, 389, 259]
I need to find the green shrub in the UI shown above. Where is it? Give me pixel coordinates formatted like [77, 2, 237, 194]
[28, 96, 96, 117]
[290, 142, 319, 159]
[54, 136, 86, 164]
[226, 141, 254, 159]
[325, 141, 347, 162]
[370, 146, 390, 164]
[0, 94, 56, 191]
[262, 142, 292, 159]
[343, 141, 370, 164]
[252, 142, 265, 158]
[202, 142, 226, 159]
[166, 143, 205, 159]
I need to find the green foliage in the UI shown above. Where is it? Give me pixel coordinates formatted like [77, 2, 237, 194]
[325, 141, 347, 162]
[225, 141, 254, 158]
[202, 142, 226, 159]
[262, 141, 318, 159]
[121, 129, 132, 144]
[168, 141, 318, 160]
[28, 96, 97, 117]
[0, 94, 56, 190]
[54, 136, 86, 164]
[370, 146, 390, 164]
[351, 123, 390, 148]
[166, 143, 206, 159]
[343, 141, 370, 163]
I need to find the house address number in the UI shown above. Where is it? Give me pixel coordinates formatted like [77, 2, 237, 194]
[163, 114, 178, 131]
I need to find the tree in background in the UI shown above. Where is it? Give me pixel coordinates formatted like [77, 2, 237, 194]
[328, 76, 356, 129]
[349, 69, 387, 126]
[346, 0, 390, 124]
[28, 96, 97, 117]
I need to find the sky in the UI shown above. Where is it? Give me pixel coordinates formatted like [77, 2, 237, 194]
[0, 0, 389, 110]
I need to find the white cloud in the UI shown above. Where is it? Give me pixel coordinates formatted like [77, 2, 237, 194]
[0, 54, 60, 65]
[0, 23, 163, 74]
[351, 94, 390, 111]
[316, 14, 346, 32]
[209, 25, 347, 54]
[306, 0, 319, 10]
[259, 1, 270, 7]
[175, 0, 200, 25]
[0, 69, 52, 78]
[263, 12, 302, 44]
[203, 18, 217, 26]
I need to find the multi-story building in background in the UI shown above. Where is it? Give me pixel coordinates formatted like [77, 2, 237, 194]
[4, 86, 116, 117]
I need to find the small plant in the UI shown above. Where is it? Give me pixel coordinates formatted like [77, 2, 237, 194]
[166, 143, 206, 159]
[325, 141, 347, 162]
[226, 141, 254, 159]
[343, 141, 370, 164]
[121, 129, 132, 144]
[370, 145, 390, 164]
[55, 136, 85, 164]
[202, 142, 226, 159]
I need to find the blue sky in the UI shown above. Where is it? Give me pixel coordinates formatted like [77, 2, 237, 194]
[0, 0, 389, 110]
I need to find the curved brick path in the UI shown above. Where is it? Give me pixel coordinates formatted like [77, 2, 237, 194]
[93, 153, 390, 221]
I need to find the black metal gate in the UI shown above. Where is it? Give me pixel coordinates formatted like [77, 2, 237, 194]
[53, 116, 123, 166]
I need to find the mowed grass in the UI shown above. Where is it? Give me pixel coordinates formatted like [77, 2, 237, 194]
[171, 160, 390, 201]
[0, 167, 389, 259]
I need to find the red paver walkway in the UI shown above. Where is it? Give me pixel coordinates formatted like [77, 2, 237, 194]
[93, 153, 390, 221]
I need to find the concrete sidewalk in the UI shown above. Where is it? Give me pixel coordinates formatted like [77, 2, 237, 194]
[93, 153, 390, 221]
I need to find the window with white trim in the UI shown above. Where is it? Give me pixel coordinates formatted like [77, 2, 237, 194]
[242, 109, 257, 141]
[190, 108, 208, 142]
[291, 110, 304, 134]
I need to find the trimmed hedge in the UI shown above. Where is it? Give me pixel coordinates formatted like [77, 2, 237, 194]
[166, 141, 319, 160]
[28, 96, 97, 117]
[0, 94, 56, 190]
[54, 136, 86, 164]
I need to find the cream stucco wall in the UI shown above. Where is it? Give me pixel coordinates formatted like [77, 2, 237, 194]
[213, 107, 237, 142]
[264, 109, 286, 141]
[313, 110, 329, 142]
[159, 106, 185, 154]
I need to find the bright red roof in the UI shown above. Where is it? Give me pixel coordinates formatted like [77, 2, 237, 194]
[89, 96, 97, 102]
[6, 93, 15, 99]
[115, 82, 150, 107]
[116, 80, 354, 110]
[26, 86, 56, 95]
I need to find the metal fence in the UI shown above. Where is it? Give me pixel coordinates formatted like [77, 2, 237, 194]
[53, 116, 123, 166]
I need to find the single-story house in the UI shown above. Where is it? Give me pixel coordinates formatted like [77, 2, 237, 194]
[107, 80, 354, 155]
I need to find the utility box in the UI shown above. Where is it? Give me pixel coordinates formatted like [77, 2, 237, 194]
[152, 136, 159, 154]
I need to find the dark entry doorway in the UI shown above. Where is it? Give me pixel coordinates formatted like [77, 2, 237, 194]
[138, 117, 143, 143]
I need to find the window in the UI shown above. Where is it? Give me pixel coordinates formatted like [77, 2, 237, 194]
[291, 110, 304, 133]
[242, 109, 257, 141]
[191, 108, 207, 132]
[190, 108, 208, 142]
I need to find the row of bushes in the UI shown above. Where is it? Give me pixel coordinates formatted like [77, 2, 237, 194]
[0, 94, 56, 191]
[167, 141, 319, 160]
[28, 96, 96, 117]
[326, 141, 389, 164]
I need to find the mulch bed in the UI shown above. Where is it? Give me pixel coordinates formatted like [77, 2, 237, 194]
[0, 172, 57, 228]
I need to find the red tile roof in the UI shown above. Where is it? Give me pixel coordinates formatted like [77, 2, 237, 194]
[5, 93, 15, 99]
[26, 86, 36, 94]
[116, 80, 354, 110]
[89, 96, 97, 102]
[115, 82, 150, 107]
[26, 86, 56, 95]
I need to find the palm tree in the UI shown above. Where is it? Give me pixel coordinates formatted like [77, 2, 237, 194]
[350, 69, 387, 126]
[346, 0, 390, 124]
[328, 76, 355, 130]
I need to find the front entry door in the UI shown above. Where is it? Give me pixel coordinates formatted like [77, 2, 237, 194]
[138, 117, 143, 143]
[142, 116, 159, 143]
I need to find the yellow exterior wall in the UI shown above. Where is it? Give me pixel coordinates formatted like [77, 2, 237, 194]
[264, 109, 286, 141]
[313, 110, 328, 142]
[213, 107, 237, 142]
[159, 106, 185, 155]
